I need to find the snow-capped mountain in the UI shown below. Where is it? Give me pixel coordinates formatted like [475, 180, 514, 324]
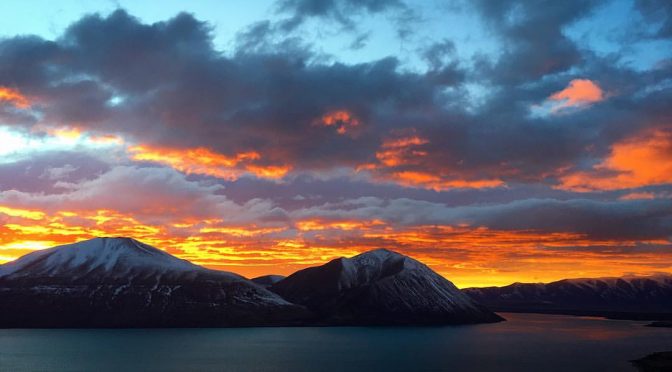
[270, 249, 503, 325]
[464, 275, 672, 319]
[0, 237, 309, 327]
[252, 275, 286, 288]
[0, 237, 234, 282]
[0, 239, 507, 327]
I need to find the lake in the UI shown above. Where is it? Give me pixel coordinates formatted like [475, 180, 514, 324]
[0, 313, 670, 372]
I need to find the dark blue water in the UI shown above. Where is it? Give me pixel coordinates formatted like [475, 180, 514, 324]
[0, 313, 670, 372]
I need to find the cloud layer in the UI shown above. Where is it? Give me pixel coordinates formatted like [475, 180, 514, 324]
[0, 2, 670, 286]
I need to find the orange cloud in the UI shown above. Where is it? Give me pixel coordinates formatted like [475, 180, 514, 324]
[0, 86, 30, 109]
[619, 192, 656, 200]
[559, 128, 672, 191]
[549, 79, 604, 110]
[296, 219, 385, 231]
[128, 145, 290, 180]
[361, 134, 504, 190]
[89, 134, 124, 145]
[318, 110, 360, 134]
[375, 135, 429, 167]
[46, 127, 83, 141]
[390, 171, 504, 191]
[0, 206, 45, 220]
[245, 164, 292, 179]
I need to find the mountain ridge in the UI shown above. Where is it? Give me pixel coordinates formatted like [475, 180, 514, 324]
[3, 237, 669, 326]
[0, 237, 501, 327]
[270, 248, 503, 325]
[0, 237, 309, 327]
[464, 274, 672, 320]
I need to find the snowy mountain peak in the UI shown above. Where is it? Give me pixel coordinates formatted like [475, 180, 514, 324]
[0, 237, 310, 327]
[351, 248, 424, 271]
[0, 237, 201, 280]
[355, 248, 400, 257]
[271, 249, 503, 324]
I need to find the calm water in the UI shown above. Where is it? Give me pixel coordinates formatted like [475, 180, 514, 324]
[0, 313, 670, 372]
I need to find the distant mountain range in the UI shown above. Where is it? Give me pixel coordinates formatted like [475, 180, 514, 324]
[2, 237, 670, 327]
[464, 276, 672, 320]
[0, 237, 501, 327]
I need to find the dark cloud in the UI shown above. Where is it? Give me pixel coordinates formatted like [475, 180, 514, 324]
[472, 0, 598, 85]
[348, 32, 370, 50]
[459, 198, 672, 241]
[275, 0, 407, 30]
[0, 8, 669, 195]
[0, 151, 110, 194]
[0, 165, 284, 225]
[421, 39, 457, 69]
[0, 11, 452, 171]
[636, 0, 672, 39]
[292, 196, 672, 241]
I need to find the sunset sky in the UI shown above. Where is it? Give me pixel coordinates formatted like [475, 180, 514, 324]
[0, 0, 671, 287]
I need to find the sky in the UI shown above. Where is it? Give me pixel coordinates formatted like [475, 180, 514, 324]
[0, 0, 671, 287]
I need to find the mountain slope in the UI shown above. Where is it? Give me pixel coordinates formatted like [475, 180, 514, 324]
[464, 275, 672, 320]
[252, 275, 286, 288]
[0, 237, 234, 282]
[0, 237, 310, 327]
[270, 249, 503, 325]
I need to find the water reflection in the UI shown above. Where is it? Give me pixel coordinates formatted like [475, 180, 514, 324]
[0, 313, 670, 372]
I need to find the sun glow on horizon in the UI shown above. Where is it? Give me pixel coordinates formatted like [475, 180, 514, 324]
[1, 202, 669, 288]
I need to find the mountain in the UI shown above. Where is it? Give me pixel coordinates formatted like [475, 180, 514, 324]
[464, 275, 672, 320]
[270, 249, 503, 325]
[0, 237, 310, 327]
[252, 275, 286, 287]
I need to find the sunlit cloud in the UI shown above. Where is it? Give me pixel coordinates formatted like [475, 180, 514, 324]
[89, 134, 125, 146]
[388, 171, 504, 191]
[549, 79, 604, 109]
[0, 86, 30, 108]
[317, 110, 360, 135]
[531, 79, 605, 116]
[1, 163, 669, 287]
[128, 145, 291, 180]
[0, 205, 46, 220]
[0, 126, 123, 162]
[46, 127, 83, 141]
[360, 134, 504, 190]
[619, 192, 656, 200]
[559, 128, 672, 191]
[375, 135, 429, 167]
